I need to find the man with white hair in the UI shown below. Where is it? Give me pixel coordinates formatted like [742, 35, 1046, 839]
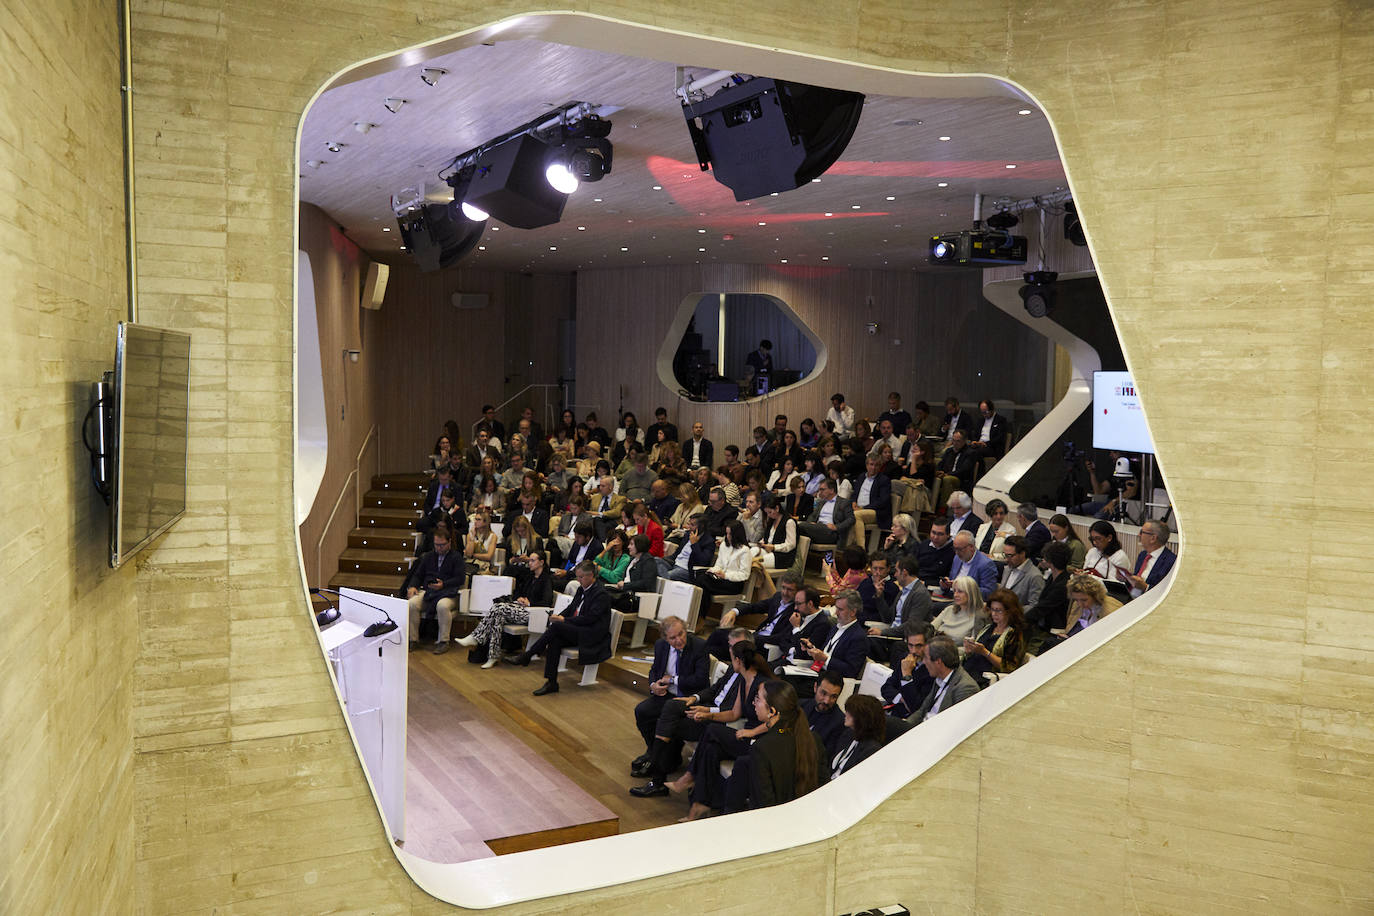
[944, 490, 982, 538]
[943, 530, 999, 599]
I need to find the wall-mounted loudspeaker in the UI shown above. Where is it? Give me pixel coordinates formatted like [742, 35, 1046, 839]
[451, 293, 489, 310]
[361, 262, 389, 310]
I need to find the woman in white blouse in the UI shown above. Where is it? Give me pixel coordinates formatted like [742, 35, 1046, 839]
[972, 498, 1018, 560]
[1079, 520, 1130, 580]
[932, 575, 984, 643]
[694, 520, 754, 597]
[755, 496, 798, 569]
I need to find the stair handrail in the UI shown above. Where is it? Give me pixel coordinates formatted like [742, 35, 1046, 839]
[469, 383, 563, 443]
[314, 424, 379, 587]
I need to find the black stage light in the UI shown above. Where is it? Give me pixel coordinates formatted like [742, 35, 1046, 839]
[1063, 200, 1087, 246]
[463, 134, 569, 229]
[396, 201, 486, 272]
[1019, 270, 1059, 318]
[930, 235, 960, 263]
[683, 77, 864, 201]
[544, 117, 613, 193]
[986, 209, 1020, 230]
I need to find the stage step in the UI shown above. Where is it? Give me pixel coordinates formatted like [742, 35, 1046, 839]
[328, 571, 407, 596]
[338, 547, 413, 576]
[364, 488, 428, 511]
[372, 473, 430, 492]
[347, 528, 417, 551]
[359, 507, 423, 530]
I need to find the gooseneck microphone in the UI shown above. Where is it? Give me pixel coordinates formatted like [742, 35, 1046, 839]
[310, 587, 399, 637]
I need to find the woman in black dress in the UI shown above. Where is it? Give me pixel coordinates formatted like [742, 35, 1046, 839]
[748, 679, 826, 807]
[455, 550, 555, 669]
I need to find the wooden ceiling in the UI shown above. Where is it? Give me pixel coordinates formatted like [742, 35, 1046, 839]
[300, 39, 1067, 272]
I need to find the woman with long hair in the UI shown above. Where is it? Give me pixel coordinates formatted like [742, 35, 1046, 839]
[798, 418, 820, 449]
[428, 434, 453, 475]
[455, 550, 555, 669]
[932, 575, 984, 642]
[463, 507, 499, 576]
[470, 473, 501, 517]
[595, 530, 632, 584]
[670, 640, 774, 821]
[695, 520, 753, 596]
[632, 501, 665, 557]
[1080, 519, 1129, 580]
[1048, 513, 1087, 570]
[823, 545, 868, 596]
[745, 679, 826, 808]
[501, 514, 542, 569]
[961, 587, 1028, 684]
[1064, 573, 1122, 637]
[669, 481, 704, 535]
[755, 494, 798, 569]
[829, 693, 885, 778]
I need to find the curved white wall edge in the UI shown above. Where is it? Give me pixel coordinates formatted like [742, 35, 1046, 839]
[653, 291, 830, 406]
[295, 249, 328, 524]
[289, 14, 1185, 911]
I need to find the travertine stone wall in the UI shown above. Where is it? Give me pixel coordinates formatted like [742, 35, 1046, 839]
[6, 0, 1371, 912]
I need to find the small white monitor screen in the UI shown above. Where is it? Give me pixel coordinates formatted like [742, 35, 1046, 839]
[1092, 371, 1154, 454]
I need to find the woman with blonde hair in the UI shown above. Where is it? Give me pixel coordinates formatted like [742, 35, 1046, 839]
[932, 575, 984, 642]
[1064, 573, 1122, 637]
[463, 508, 499, 577]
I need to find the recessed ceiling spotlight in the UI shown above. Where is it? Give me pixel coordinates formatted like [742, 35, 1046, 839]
[478, 245, 486, 250]
[851, 205, 861, 209]
[549, 246, 557, 250]
[885, 196, 895, 201]
[1018, 108, 1033, 115]
[399, 246, 406, 250]
[758, 221, 767, 226]
[1006, 164, 1017, 169]
[824, 211, 833, 217]
[305, 159, 323, 169]
[383, 98, 406, 114]
[620, 246, 628, 251]
[811, 178, 821, 183]
[822, 256, 829, 260]
[382, 227, 390, 232]
[353, 121, 375, 134]
[780, 259, 788, 263]
[325, 141, 345, 153]
[698, 228, 706, 233]
[698, 247, 706, 252]
[652, 185, 662, 190]
[420, 68, 447, 87]
[937, 182, 949, 188]
[577, 226, 586, 231]
[938, 135, 951, 141]
[770, 192, 778, 197]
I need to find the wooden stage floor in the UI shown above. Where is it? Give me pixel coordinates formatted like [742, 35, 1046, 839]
[403, 647, 684, 863]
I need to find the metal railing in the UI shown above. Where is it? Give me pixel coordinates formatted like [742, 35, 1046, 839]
[313, 424, 379, 586]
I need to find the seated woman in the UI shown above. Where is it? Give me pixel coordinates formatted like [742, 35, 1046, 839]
[574, 440, 602, 479]
[463, 508, 499, 578]
[1079, 519, 1129, 580]
[851, 418, 874, 456]
[776, 429, 805, 471]
[825, 461, 854, 500]
[817, 435, 841, 468]
[500, 515, 542, 572]
[755, 494, 798, 569]
[455, 550, 555, 669]
[798, 418, 821, 450]
[783, 475, 814, 520]
[612, 411, 644, 467]
[881, 513, 922, 569]
[874, 442, 902, 479]
[973, 498, 1017, 560]
[668, 641, 774, 821]
[695, 521, 753, 597]
[902, 438, 937, 493]
[631, 501, 665, 557]
[667, 482, 705, 542]
[1048, 513, 1087, 570]
[606, 533, 659, 611]
[961, 587, 1028, 685]
[469, 474, 502, 518]
[829, 693, 886, 778]
[594, 530, 632, 585]
[589, 458, 616, 495]
[823, 545, 868, 596]
[724, 679, 829, 813]
[543, 454, 572, 503]
[1063, 573, 1122, 637]
[798, 452, 826, 496]
[766, 456, 801, 497]
[507, 470, 545, 517]
[548, 426, 576, 464]
[647, 427, 670, 468]
[932, 575, 984, 642]
[428, 434, 453, 476]
[654, 440, 689, 488]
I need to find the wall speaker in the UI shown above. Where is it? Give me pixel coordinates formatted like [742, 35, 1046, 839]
[360, 262, 389, 310]
[451, 293, 489, 310]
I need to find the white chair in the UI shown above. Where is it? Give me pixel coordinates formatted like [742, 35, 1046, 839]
[627, 590, 664, 649]
[857, 662, 891, 698]
[462, 574, 513, 617]
[557, 609, 628, 686]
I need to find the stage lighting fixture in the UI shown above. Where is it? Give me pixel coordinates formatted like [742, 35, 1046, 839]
[396, 201, 486, 272]
[927, 228, 1028, 266]
[1019, 270, 1058, 318]
[1063, 200, 1087, 246]
[986, 209, 1020, 230]
[460, 134, 571, 229]
[543, 118, 613, 192]
[682, 77, 864, 201]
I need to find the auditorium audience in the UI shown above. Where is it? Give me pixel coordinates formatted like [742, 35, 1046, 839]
[755, 495, 798, 570]
[594, 530, 632, 585]
[826, 393, 856, 439]
[881, 626, 935, 719]
[944, 531, 999, 600]
[907, 634, 979, 724]
[463, 508, 499, 576]
[500, 514, 542, 570]
[798, 478, 855, 547]
[658, 514, 715, 582]
[944, 489, 982, 538]
[1027, 541, 1073, 637]
[505, 560, 613, 696]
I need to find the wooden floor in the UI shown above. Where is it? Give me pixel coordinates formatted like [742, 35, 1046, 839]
[403, 644, 685, 863]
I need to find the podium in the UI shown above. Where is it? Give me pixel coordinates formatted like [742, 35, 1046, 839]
[319, 587, 408, 843]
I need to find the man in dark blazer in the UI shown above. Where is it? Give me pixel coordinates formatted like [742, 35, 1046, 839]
[682, 421, 713, 471]
[464, 427, 503, 472]
[422, 465, 458, 514]
[697, 486, 738, 541]
[646, 407, 678, 444]
[1017, 502, 1052, 561]
[507, 561, 612, 695]
[881, 627, 935, 719]
[403, 528, 464, 654]
[906, 634, 979, 724]
[797, 478, 855, 546]
[553, 522, 602, 585]
[802, 672, 848, 759]
[1117, 519, 1176, 598]
[705, 572, 802, 661]
[867, 556, 933, 663]
[512, 492, 551, 538]
[851, 455, 893, 537]
[916, 519, 955, 586]
[938, 431, 978, 488]
[775, 586, 834, 669]
[856, 555, 899, 625]
[797, 590, 869, 679]
[630, 616, 710, 775]
[940, 397, 977, 442]
[970, 399, 1011, 458]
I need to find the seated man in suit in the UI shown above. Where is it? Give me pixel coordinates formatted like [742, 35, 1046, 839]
[707, 571, 802, 661]
[1017, 502, 1052, 561]
[589, 476, 626, 540]
[881, 625, 936, 720]
[916, 518, 955, 586]
[1116, 519, 1176, 598]
[942, 531, 1000, 600]
[505, 561, 612, 696]
[422, 465, 458, 515]
[513, 491, 550, 538]
[797, 478, 855, 547]
[856, 554, 898, 625]
[553, 521, 602, 585]
[998, 535, 1045, 610]
[802, 672, 848, 760]
[907, 634, 979, 724]
[403, 528, 464, 655]
[655, 514, 716, 583]
[416, 484, 468, 555]
[867, 555, 933, 663]
[850, 455, 892, 548]
[646, 478, 680, 523]
[630, 616, 710, 777]
[775, 585, 834, 669]
[698, 486, 738, 542]
[944, 490, 983, 539]
[967, 398, 1010, 466]
[794, 590, 868, 679]
[683, 421, 713, 471]
[464, 426, 502, 474]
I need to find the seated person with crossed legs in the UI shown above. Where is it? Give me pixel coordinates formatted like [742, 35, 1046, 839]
[404, 526, 463, 655]
[629, 616, 710, 779]
[504, 560, 611, 696]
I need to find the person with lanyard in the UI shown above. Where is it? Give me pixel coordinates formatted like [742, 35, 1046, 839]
[796, 589, 869, 679]
[708, 571, 802, 661]
[830, 694, 887, 778]
[880, 626, 936, 719]
[906, 635, 979, 724]
[867, 555, 932, 662]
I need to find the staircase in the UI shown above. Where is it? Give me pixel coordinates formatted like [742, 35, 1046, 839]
[326, 472, 432, 598]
